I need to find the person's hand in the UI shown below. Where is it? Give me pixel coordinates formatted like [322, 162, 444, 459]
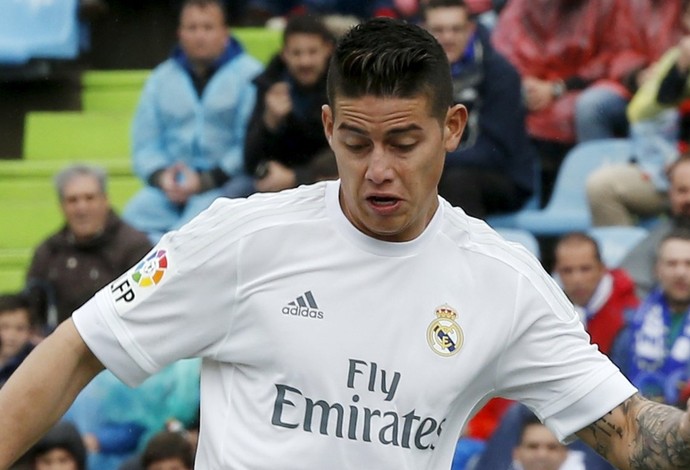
[523, 76, 557, 111]
[677, 36, 690, 74]
[255, 161, 297, 192]
[159, 166, 187, 204]
[159, 163, 201, 204]
[174, 163, 202, 202]
[263, 82, 292, 130]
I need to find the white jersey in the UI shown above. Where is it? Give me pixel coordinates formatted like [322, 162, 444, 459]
[73, 180, 636, 469]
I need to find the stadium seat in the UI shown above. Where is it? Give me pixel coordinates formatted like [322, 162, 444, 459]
[487, 139, 634, 236]
[0, 0, 80, 65]
[587, 226, 650, 268]
[233, 27, 282, 65]
[495, 228, 541, 259]
[485, 159, 541, 228]
[23, 111, 133, 176]
[82, 69, 150, 113]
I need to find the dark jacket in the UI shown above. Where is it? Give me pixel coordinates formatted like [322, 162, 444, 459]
[243, 54, 331, 185]
[447, 24, 536, 195]
[25, 210, 152, 327]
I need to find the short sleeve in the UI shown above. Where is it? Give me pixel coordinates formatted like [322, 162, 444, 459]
[495, 274, 637, 441]
[73, 200, 241, 386]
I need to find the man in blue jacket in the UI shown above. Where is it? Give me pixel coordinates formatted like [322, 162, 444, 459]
[123, 0, 263, 242]
[423, 0, 537, 218]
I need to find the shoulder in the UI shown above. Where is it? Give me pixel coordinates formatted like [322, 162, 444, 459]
[149, 59, 180, 79]
[221, 51, 264, 78]
[610, 268, 635, 290]
[113, 217, 152, 248]
[164, 183, 330, 253]
[35, 229, 67, 253]
[440, 203, 542, 274]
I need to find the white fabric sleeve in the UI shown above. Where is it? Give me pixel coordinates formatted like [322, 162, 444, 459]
[495, 273, 637, 442]
[73, 200, 241, 386]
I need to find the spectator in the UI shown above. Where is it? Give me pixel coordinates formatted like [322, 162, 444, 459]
[63, 359, 201, 470]
[608, 0, 688, 103]
[424, 0, 536, 218]
[27, 422, 86, 470]
[613, 228, 690, 406]
[0, 293, 34, 389]
[123, 0, 263, 242]
[141, 431, 194, 470]
[510, 412, 583, 470]
[587, 1, 690, 227]
[118, 417, 200, 470]
[552, 232, 639, 356]
[239, 14, 337, 194]
[573, 1, 689, 145]
[620, 156, 690, 298]
[491, 0, 625, 205]
[473, 403, 615, 470]
[25, 164, 151, 331]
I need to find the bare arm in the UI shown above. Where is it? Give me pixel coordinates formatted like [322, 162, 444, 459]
[576, 393, 690, 469]
[0, 319, 104, 468]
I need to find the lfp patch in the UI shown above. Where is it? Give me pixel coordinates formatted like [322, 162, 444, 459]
[110, 249, 169, 315]
[132, 249, 168, 287]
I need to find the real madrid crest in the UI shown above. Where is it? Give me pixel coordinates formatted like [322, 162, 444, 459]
[427, 304, 464, 357]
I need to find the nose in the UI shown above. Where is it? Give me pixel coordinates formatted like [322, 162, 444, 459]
[365, 146, 394, 184]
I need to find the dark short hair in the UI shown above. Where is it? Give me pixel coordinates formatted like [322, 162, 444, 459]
[660, 227, 690, 249]
[180, 0, 227, 25]
[0, 292, 33, 325]
[326, 18, 453, 122]
[555, 232, 602, 264]
[142, 431, 194, 469]
[31, 422, 86, 470]
[283, 14, 335, 46]
[423, 0, 473, 19]
[518, 412, 545, 444]
[666, 153, 690, 182]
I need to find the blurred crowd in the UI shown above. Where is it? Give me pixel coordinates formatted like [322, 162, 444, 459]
[5, 0, 690, 469]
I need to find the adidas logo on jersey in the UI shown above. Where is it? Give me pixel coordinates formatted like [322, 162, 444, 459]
[282, 291, 324, 319]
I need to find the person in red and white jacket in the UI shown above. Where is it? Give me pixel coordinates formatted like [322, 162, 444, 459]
[553, 232, 640, 356]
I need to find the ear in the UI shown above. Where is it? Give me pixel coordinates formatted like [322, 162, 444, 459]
[443, 104, 468, 153]
[322, 104, 334, 146]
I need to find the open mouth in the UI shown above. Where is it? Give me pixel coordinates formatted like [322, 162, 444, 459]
[368, 196, 399, 206]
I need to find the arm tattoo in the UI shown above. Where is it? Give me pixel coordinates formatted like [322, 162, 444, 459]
[583, 394, 690, 469]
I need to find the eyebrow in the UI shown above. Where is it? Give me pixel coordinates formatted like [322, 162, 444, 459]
[337, 122, 424, 136]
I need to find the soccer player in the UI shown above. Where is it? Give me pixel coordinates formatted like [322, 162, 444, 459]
[2, 17, 690, 470]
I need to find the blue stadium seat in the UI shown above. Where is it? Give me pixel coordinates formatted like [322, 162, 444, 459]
[487, 139, 634, 236]
[0, 0, 80, 65]
[587, 226, 649, 268]
[495, 228, 541, 259]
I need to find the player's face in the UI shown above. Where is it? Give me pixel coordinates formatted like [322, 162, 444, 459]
[512, 424, 568, 470]
[60, 174, 110, 242]
[34, 448, 79, 470]
[554, 242, 605, 307]
[178, 4, 228, 66]
[323, 95, 465, 242]
[425, 6, 476, 64]
[669, 161, 690, 220]
[656, 238, 690, 310]
[281, 33, 332, 88]
[0, 309, 31, 359]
